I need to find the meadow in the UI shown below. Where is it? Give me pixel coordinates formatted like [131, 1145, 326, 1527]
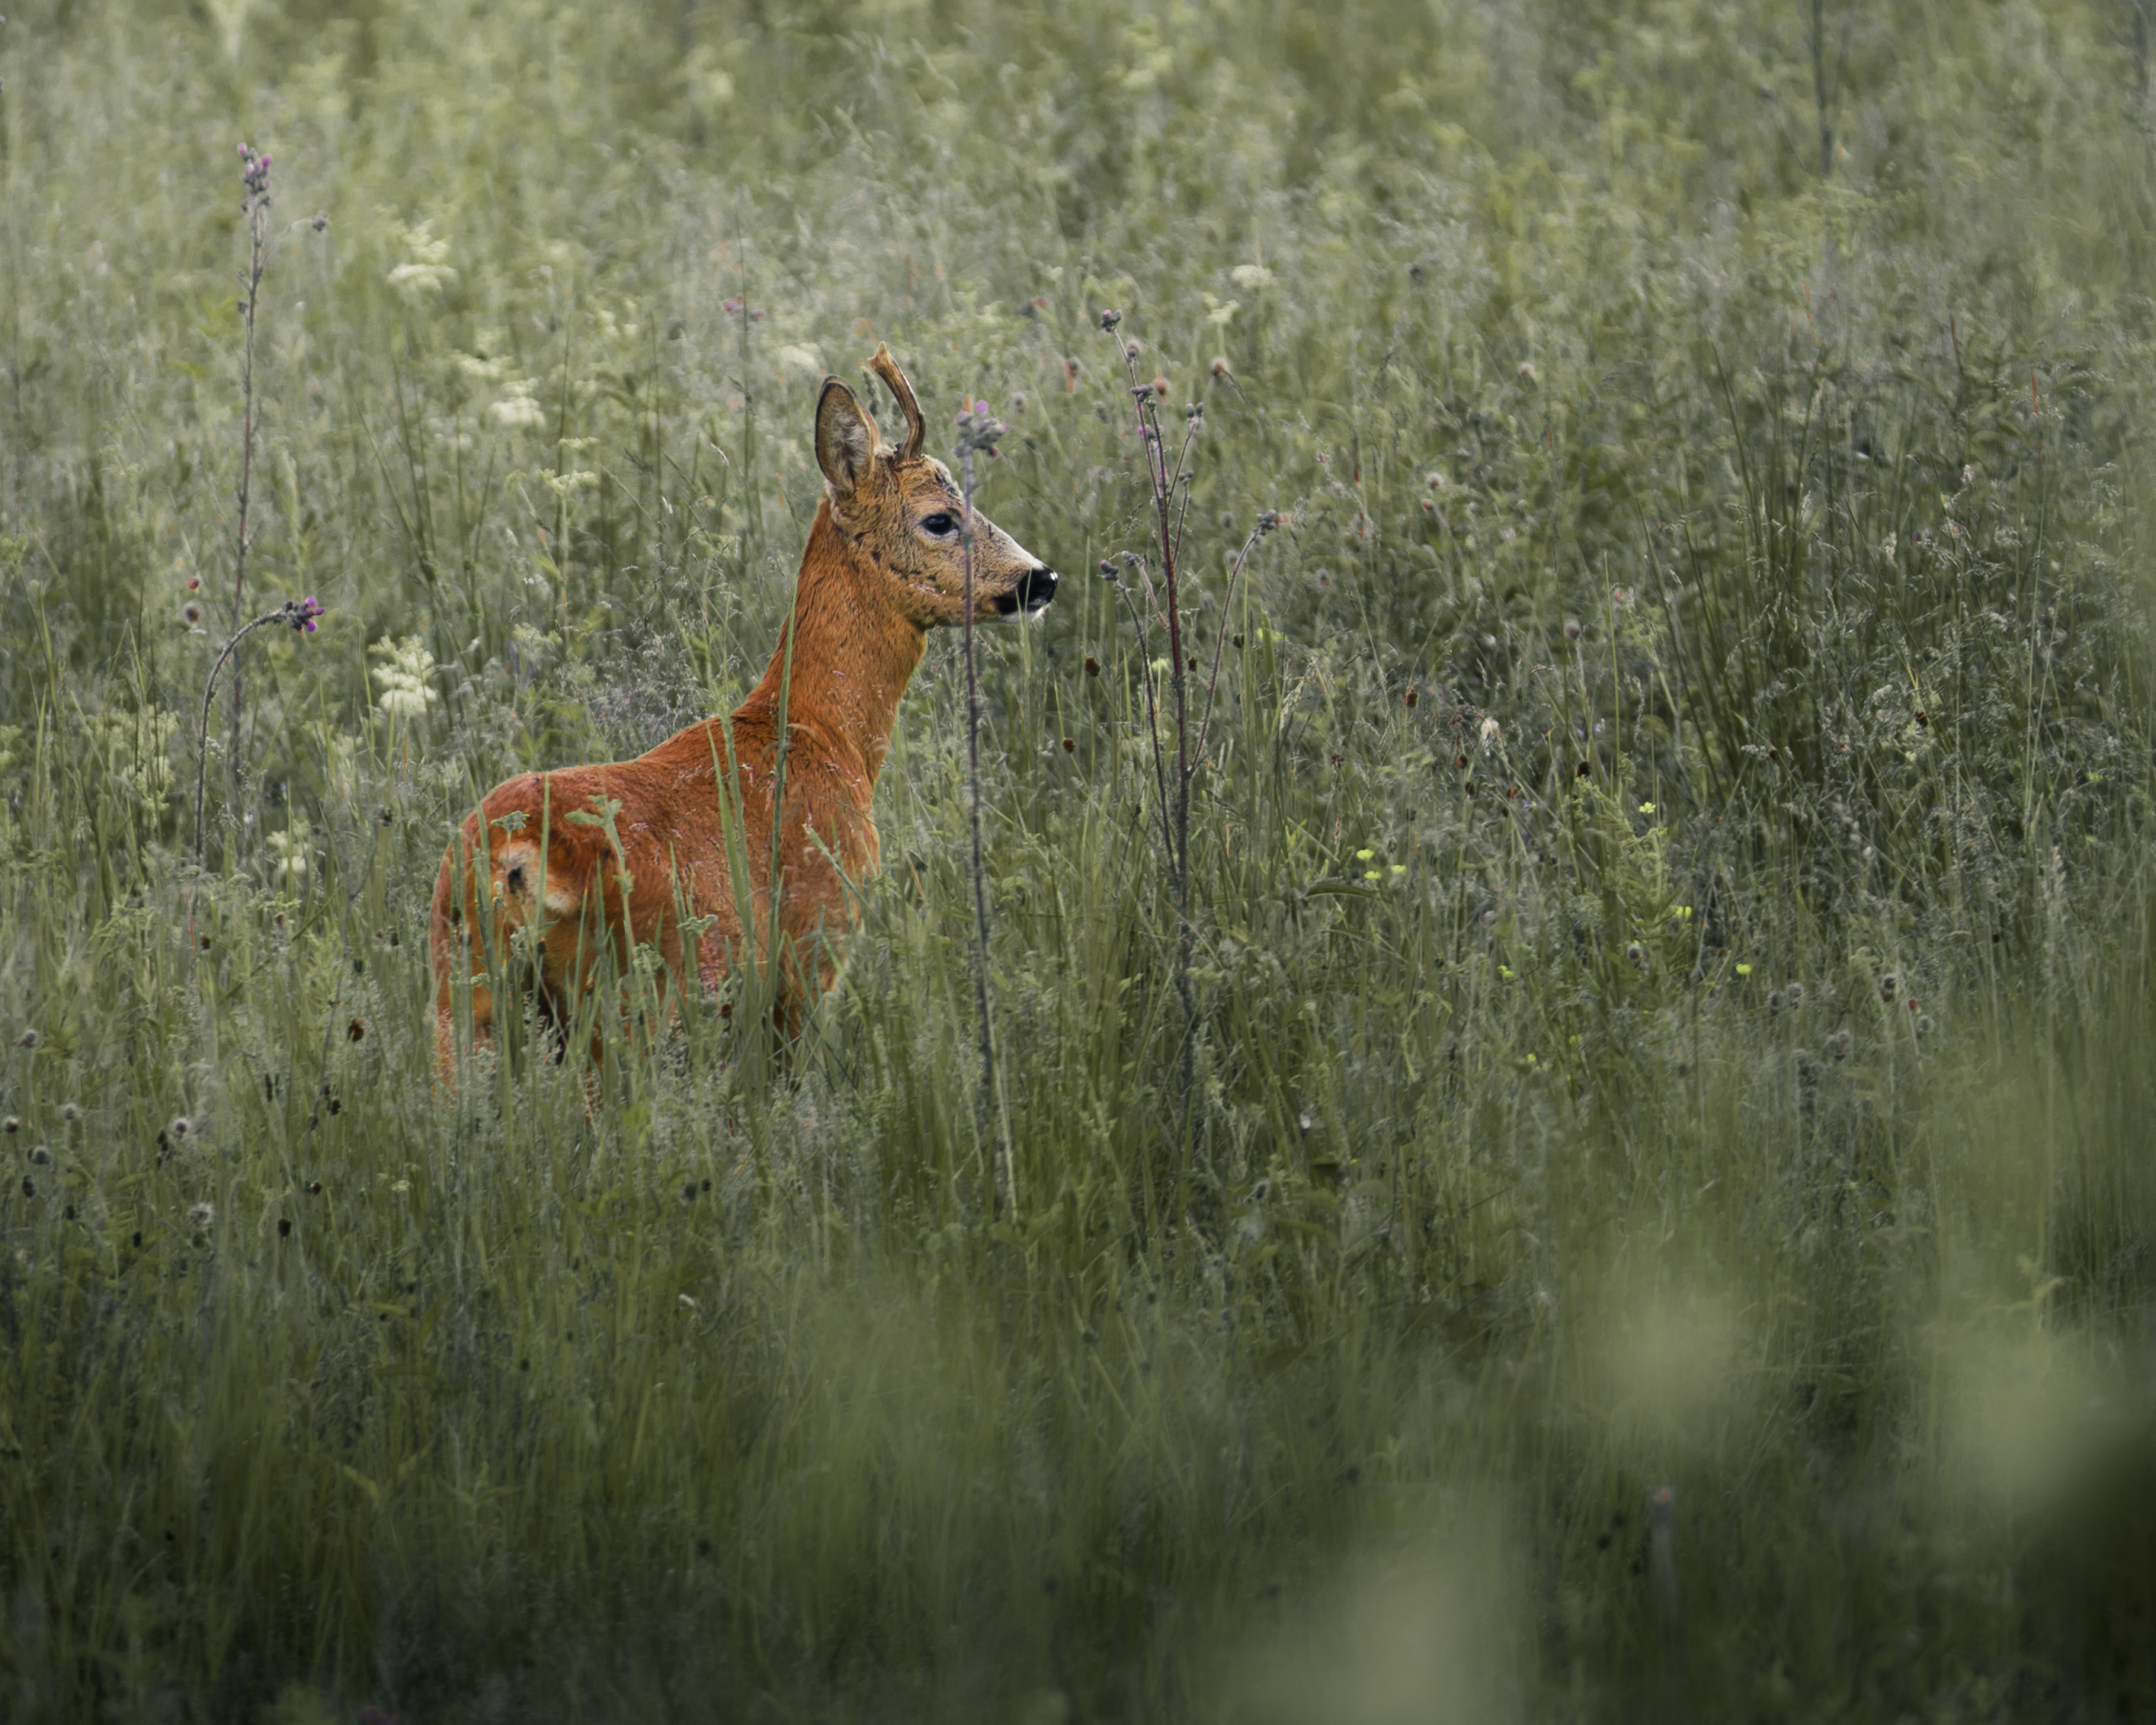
[5, 0, 2156, 1717]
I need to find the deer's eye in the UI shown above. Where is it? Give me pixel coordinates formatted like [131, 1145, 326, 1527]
[920, 511, 958, 537]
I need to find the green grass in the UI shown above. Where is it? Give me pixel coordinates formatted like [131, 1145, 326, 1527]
[5, 0, 2156, 1717]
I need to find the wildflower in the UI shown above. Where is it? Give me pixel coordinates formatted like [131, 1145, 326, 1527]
[1152, 374, 1170, 397]
[1480, 908, 1498, 927]
[16, 1029, 37, 1050]
[1356, 848, 1374, 861]
[1639, 802, 1655, 815]
[188, 1201, 215, 1229]
[376, 807, 394, 826]
[1735, 963, 1752, 976]
[287, 596, 325, 633]
[1011, 392, 1028, 412]
[170, 1115, 191, 1139]
[1405, 687, 1418, 708]
[1098, 560, 1117, 581]
[1124, 341, 1142, 361]
[27, 1145, 52, 1165]
[1626, 942, 1646, 968]
[1879, 973, 1897, 1000]
[1479, 717, 1501, 747]
[186, 575, 202, 592]
[0, 1117, 14, 1133]
[1210, 357, 1230, 377]
[1426, 470, 1445, 489]
[348, 1018, 365, 1041]
[1099, 309, 1122, 331]
[370, 635, 440, 720]
[59, 1102, 81, 1123]
[1062, 737, 1075, 752]
[181, 601, 203, 627]
[1564, 617, 1581, 640]
[1517, 361, 1536, 382]
[1297, 1109, 1313, 1133]
[1084, 656, 1101, 676]
[1826, 1029, 1852, 1060]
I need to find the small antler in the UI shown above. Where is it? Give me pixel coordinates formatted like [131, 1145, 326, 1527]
[867, 342, 924, 461]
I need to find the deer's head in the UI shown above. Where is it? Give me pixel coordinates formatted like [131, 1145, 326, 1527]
[814, 345, 1058, 630]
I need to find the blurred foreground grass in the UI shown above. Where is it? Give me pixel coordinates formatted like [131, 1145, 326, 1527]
[4, 0, 2156, 1718]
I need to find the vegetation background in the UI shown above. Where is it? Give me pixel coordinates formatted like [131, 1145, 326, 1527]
[4, 0, 2156, 1717]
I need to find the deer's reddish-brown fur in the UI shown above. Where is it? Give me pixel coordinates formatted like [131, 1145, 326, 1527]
[428, 345, 1056, 1068]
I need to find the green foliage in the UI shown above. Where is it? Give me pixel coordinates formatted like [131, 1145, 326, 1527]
[4, 0, 2156, 1717]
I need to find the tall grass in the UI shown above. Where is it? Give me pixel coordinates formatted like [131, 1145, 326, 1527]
[4, 0, 2155, 1717]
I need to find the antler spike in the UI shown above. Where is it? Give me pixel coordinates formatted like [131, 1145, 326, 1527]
[867, 342, 924, 462]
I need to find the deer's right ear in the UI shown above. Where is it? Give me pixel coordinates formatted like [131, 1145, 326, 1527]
[815, 377, 881, 498]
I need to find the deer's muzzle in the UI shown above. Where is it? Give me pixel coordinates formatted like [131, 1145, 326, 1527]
[998, 564, 1059, 617]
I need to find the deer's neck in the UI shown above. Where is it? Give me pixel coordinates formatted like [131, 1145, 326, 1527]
[735, 499, 925, 787]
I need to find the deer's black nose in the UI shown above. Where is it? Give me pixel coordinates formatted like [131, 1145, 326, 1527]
[998, 564, 1057, 615]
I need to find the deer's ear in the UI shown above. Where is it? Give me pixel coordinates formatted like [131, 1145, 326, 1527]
[815, 377, 881, 496]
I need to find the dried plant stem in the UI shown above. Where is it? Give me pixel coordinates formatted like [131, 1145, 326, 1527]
[194, 602, 316, 863]
[1102, 320, 1200, 1214]
[958, 445, 1011, 1217]
[229, 168, 270, 780]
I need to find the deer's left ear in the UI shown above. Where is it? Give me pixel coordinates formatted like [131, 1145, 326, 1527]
[815, 377, 882, 498]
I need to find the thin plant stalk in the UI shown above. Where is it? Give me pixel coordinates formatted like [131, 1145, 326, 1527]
[1100, 313, 1197, 1212]
[955, 402, 1014, 1217]
[194, 598, 324, 862]
[229, 147, 273, 779]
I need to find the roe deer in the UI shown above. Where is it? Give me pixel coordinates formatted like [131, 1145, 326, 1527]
[428, 344, 1056, 1070]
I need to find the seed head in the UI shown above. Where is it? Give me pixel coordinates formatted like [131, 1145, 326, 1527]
[169, 1115, 191, 1139]
[347, 1018, 365, 1041]
[0, 1117, 14, 1133]
[1879, 973, 1897, 1000]
[1062, 737, 1075, 752]
[1210, 356, 1229, 377]
[1564, 617, 1581, 641]
[182, 601, 202, 627]
[1151, 374, 1170, 397]
[188, 1201, 215, 1230]
[1100, 309, 1122, 331]
[186, 575, 202, 592]
[1826, 1029, 1852, 1060]
[1517, 361, 1536, 382]
[15, 1029, 37, 1050]
[1124, 341, 1142, 360]
[27, 1145, 52, 1166]
[1626, 942, 1647, 968]
[1784, 982, 1805, 1008]
[59, 1102, 81, 1123]
[1915, 1014, 1934, 1038]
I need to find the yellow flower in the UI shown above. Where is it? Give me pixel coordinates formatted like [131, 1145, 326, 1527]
[1639, 801, 1655, 814]
[1735, 963, 1753, 976]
